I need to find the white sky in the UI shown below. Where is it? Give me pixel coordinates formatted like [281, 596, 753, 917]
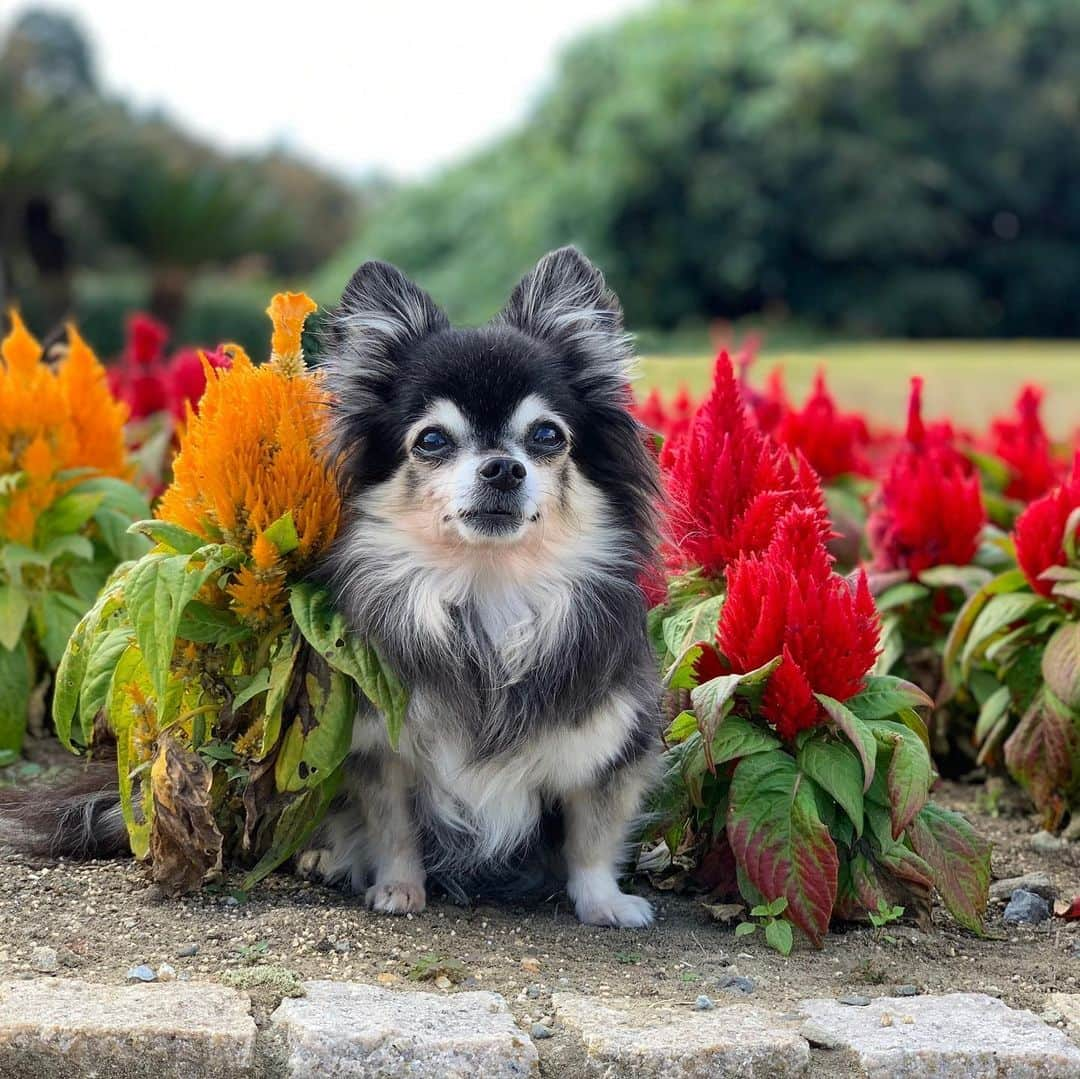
[5, 0, 644, 178]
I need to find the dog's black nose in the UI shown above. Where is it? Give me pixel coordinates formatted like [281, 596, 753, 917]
[478, 456, 526, 492]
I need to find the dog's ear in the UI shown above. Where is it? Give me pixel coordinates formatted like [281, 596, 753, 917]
[329, 260, 448, 370]
[498, 246, 631, 382]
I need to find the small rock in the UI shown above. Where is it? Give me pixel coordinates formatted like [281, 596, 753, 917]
[433, 975, 452, 990]
[520, 957, 541, 974]
[526, 984, 542, 999]
[29, 946, 59, 975]
[1042, 1009, 1064, 1025]
[375, 972, 399, 986]
[718, 975, 755, 995]
[839, 994, 872, 1007]
[880, 1012, 893, 1027]
[126, 964, 156, 983]
[156, 963, 176, 983]
[176, 944, 199, 958]
[531, 1023, 554, 1040]
[1003, 889, 1051, 926]
[896, 985, 918, 997]
[1030, 831, 1068, 854]
[694, 995, 715, 1011]
[989, 872, 1056, 903]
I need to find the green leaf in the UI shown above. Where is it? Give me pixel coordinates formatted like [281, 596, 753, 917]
[959, 592, 1047, 676]
[664, 642, 705, 690]
[125, 551, 226, 705]
[973, 685, 1012, 748]
[0, 584, 30, 651]
[917, 565, 992, 593]
[35, 490, 105, 541]
[129, 520, 206, 555]
[868, 720, 932, 838]
[690, 674, 742, 730]
[262, 632, 299, 758]
[95, 508, 152, 562]
[78, 626, 133, 745]
[289, 582, 408, 749]
[76, 476, 153, 521]
[845, 675, 934, 720]
[176, 602, 250, 646]
[0, 637, 33, 754]
[907, 804, 990, 936]
[661, 594, 725, 659]
[797, 737, 865, 837]
[275, 665, 355, 792]
[874, 582, 929, 612]
[709, 713, 781, 766]
[263, 511, 300, 557]
[33, 591, 88, 668]
[726, 750, 838, 947]
[109, 643, 155, 858]
[233, 668, 272, 710]
[41, 534, 94, 564]
[1041, 622, 1080, 712]
[664, 709, 699, 744]
[241, 768, 345, 891]
[765, 917, 794, 956]
[815, 694, 876, 792]
[943, 568, 1028, 673]
[734, 921, 757, 937]
[874, 615, 903, 675]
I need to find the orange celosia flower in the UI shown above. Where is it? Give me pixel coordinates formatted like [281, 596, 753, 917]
[156, 293, 340, 626]
[267, 293, 318, 377]
[1, 311, 130, 543]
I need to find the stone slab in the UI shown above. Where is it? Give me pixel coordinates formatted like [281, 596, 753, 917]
[800, 992, 1080, 1078]
[0, 978, 256, 1078]
[552, 991, 809, 1077]
[270, 980, 538, 1077]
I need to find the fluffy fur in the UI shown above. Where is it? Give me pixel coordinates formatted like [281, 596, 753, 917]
[305, 247, 663, 926]
[1, 248, 664, 928]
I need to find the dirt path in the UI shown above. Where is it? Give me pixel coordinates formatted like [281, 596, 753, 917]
[1, 770, 1078, 1043]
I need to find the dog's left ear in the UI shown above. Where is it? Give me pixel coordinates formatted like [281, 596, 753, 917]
[498, 247, 631, 383]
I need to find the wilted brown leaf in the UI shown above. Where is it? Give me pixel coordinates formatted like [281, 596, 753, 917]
[149, 734, 223, 896]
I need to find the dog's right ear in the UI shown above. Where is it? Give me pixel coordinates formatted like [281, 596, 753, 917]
[329, 260, 449, 372]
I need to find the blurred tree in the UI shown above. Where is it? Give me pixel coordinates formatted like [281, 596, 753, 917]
[324, 0, 1080, 337]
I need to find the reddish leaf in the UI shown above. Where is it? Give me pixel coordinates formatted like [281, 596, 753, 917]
[907, 804, 991, 935]
[727, 750, 838, 947]
[1042, 622, 1080, 711]
[869, 720, 932, 837]
[1003, 689, 1078, 829]
[692, 833, 740, 900]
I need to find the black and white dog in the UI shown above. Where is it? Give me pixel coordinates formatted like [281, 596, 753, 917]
[306, 247, 663, 927]
[2, 248, 664, 928]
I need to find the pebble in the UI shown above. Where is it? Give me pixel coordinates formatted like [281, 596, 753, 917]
[29, 946, 59, 975]
[718, 975, 755, 995]
[1030, 831, 1068, 854]
[526, 984, 542, 999]
[156, 963, 176, 983]
[126, 965, 156, 983]
[1041, 1009, 1064, 1025]
[989, 872, 1056, 903]
[531, 1022, 554, 1040]
[694, 994, 715, 1011]
[176, 944, 199, 958]
[896, 985, 918, 997]
[839, 994, 872, 1007]
[1003, 889, 1051, 926]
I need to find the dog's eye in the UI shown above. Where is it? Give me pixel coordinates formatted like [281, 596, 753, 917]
[415, 427, 452, 454]
[531, 423, 565, 450]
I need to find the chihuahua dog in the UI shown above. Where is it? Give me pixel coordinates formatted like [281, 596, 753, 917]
[2, 248, 663, 928]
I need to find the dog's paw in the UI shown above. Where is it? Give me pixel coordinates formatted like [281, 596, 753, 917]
[295, 848, 332, 882]
[575, 890, 654, 929]
[366, 880, 427, 915]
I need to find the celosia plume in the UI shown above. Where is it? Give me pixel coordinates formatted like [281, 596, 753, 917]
[662, 352, 827, 578]
[1013, 453, 1080, 596]
[156, 294, 339, 627]
[867, 378, 985, 574]
[989, 384, 1061, 502]
[718, 508, 880, 740]
[1, 311, 129, 542]
[774, 370, 871, 481]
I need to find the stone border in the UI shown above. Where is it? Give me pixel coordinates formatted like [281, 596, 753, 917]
[1, 979, 1078, 1077]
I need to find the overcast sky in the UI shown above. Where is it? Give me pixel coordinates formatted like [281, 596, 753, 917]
[8, 0, 644, 178]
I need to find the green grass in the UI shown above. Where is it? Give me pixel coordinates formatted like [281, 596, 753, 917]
[638, 341, 1080, 436]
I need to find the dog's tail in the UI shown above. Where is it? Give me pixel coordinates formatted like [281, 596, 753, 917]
[0, 760, 128, 859]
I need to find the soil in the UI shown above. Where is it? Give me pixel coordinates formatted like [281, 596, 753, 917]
[2, 741, 1079, 1074]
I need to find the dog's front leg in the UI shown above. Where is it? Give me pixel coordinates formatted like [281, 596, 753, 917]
[362, 748, 427, 915]
[563, 758, 655, 928]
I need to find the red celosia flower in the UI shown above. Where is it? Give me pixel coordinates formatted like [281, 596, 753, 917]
[718, 508, 880, 739]
[662, 352, 827, 578]
[1014, 453, 1080, 596]
[867, 378, 985, 574]
[774, 370, 871, 481]
[167, 347, 232, 420]
[989, 384, 1061, 502]
[744, 366, 789, 437]
[128, 314, 169, 367]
